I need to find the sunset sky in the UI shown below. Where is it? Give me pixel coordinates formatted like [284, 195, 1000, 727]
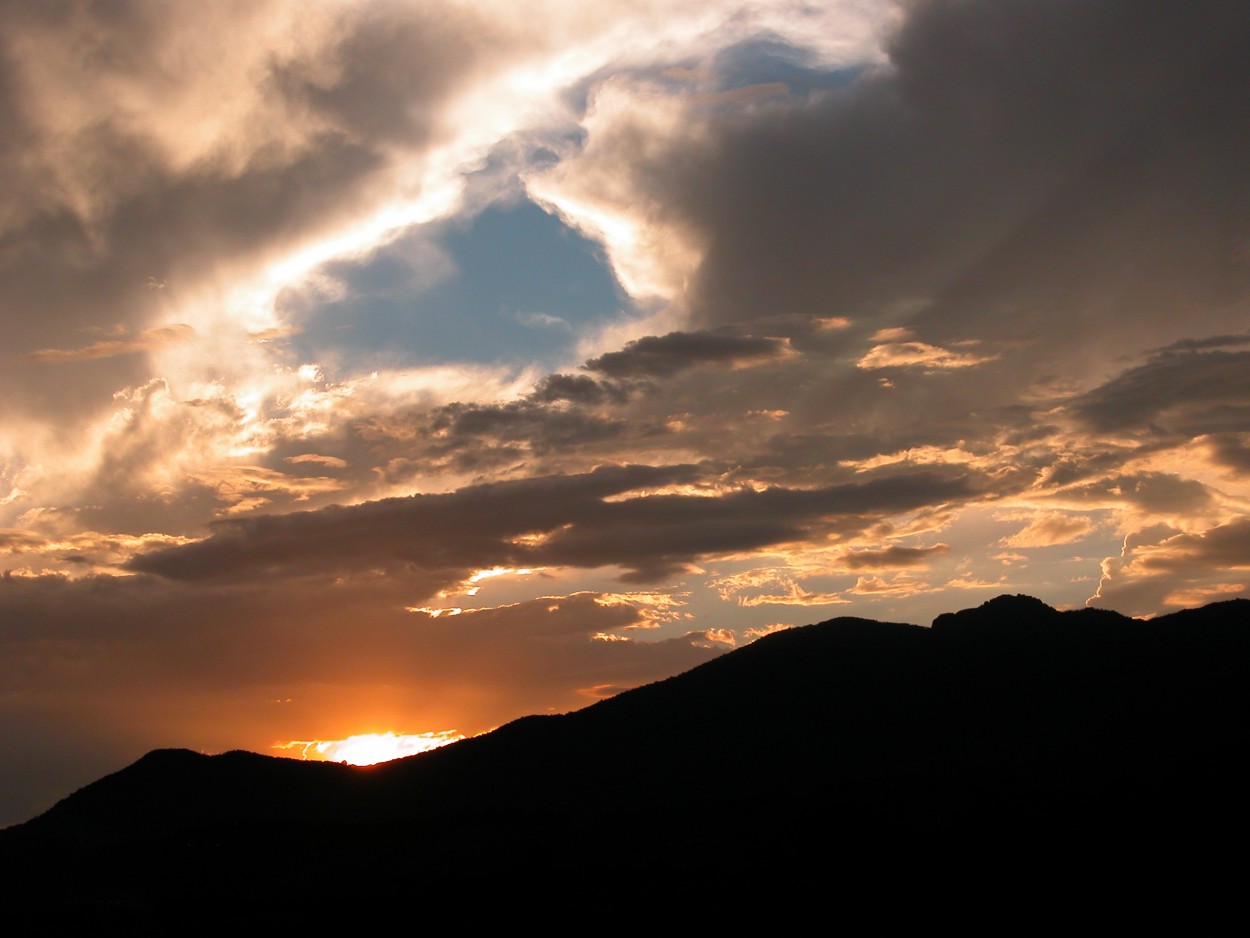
[2, 0, 1249, 826]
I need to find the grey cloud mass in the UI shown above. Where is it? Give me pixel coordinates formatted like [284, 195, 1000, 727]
[837, 543, 950, 570]
[585, 330, 789, 378]
[129, 463, 977, 586]
[1072, 349, 1250, 435]
[581, 0, 1250, 374]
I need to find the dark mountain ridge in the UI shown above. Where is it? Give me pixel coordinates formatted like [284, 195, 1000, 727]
[4, 594, 1249, 927]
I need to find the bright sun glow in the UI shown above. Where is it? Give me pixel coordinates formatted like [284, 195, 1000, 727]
[275, 730, 465, 766]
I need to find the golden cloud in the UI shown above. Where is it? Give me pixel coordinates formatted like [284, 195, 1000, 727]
[25, 325, 195, 363]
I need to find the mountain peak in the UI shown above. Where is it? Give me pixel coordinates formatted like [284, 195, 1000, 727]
[930, 593, 1058, 631]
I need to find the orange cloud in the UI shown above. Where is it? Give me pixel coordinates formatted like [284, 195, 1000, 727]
[856, 341, 993, 371]
[25, 325, 195, 363]
[999, 512, 1095, 548]
[846, 575, 930, 596]
[285, 454, 348, 469]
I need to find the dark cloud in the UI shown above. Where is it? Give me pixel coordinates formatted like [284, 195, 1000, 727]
[593, 0, 1250, 377]
[1150, 335, 1250, 355]
[1205, 434, 1250, 476]
[427, 399, 627, 454]
[1133, 519, 1250, 574]
[129, 463, 978, 586]
[585, 330, 788, 378]
[1056, 472, 1215, 517]
[837, 543, 950, 570]
[128, 463, 703, 583]
[531, 373, 621, 405]
[1071, 349, 1250, 435]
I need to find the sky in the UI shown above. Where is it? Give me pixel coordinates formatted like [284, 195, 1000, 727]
[2, 0, 1249, 826]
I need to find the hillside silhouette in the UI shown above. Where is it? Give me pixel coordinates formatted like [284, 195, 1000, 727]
[4, 594, 1248, 928]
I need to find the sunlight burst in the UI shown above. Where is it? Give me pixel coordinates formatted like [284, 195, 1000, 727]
[275, 730, 465, 766]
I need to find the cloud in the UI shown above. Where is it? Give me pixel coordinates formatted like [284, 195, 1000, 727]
[1071, 348, 1250, 436]
[23, 324, 196, 363]
[425, 399, 626, 456]
[0, 530, 46, 552]
[1151, 334, 1250, 354]
[593, 590, 690, 626]
[1204, 434, 1250, 476]
[856, 341, 993, 371]
[0, 530, 193, 576]
[743, 622, 792, 641]
[998, 512, 1095, 549]
[285, 454, 348, 469]
[836, 543, 950, 569]
[1050, 472, 1216, 520]
[585, 330, 789, 378]
[991, 552, 1028, 566]
[531, 373, 621, 405]
[536, 0, 1250, 401]
[122, 463, 683, 580]
[1122, 519, 1250, 575]
[1092, 517, 1250, 616]
[692, 82, 789, 108]
[126, 462, 978, 588]
[1162, 583, 1247, 607]
[711, 567, 848, 607]
[846, 575, 930, 597]
[515, 311, 572, 331]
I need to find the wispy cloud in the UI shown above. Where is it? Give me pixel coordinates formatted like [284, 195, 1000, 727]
[856, 341, 994, 371]
[998, 512, 1095, 548]
[25, 325, 195, 363]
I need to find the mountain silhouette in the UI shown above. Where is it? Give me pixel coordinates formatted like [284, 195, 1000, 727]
[4, 594, 1248, 929]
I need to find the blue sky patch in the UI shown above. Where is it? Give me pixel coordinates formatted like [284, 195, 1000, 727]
[289, 199, 628, 372]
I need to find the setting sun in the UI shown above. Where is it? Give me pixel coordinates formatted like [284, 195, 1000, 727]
[276, 730, 465, 766]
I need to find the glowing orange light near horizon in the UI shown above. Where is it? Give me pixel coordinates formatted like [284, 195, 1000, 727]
[275, 730, 465, 766]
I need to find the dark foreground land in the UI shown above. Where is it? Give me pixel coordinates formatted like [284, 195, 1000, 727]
[3, 594, 1248, 929]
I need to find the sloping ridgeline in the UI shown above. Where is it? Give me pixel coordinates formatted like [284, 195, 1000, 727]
[3, 594, 1248, 929]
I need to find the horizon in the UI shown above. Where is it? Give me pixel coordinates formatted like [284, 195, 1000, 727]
[2, 0, 1250, 827]
[11, 588, 1249, 835]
